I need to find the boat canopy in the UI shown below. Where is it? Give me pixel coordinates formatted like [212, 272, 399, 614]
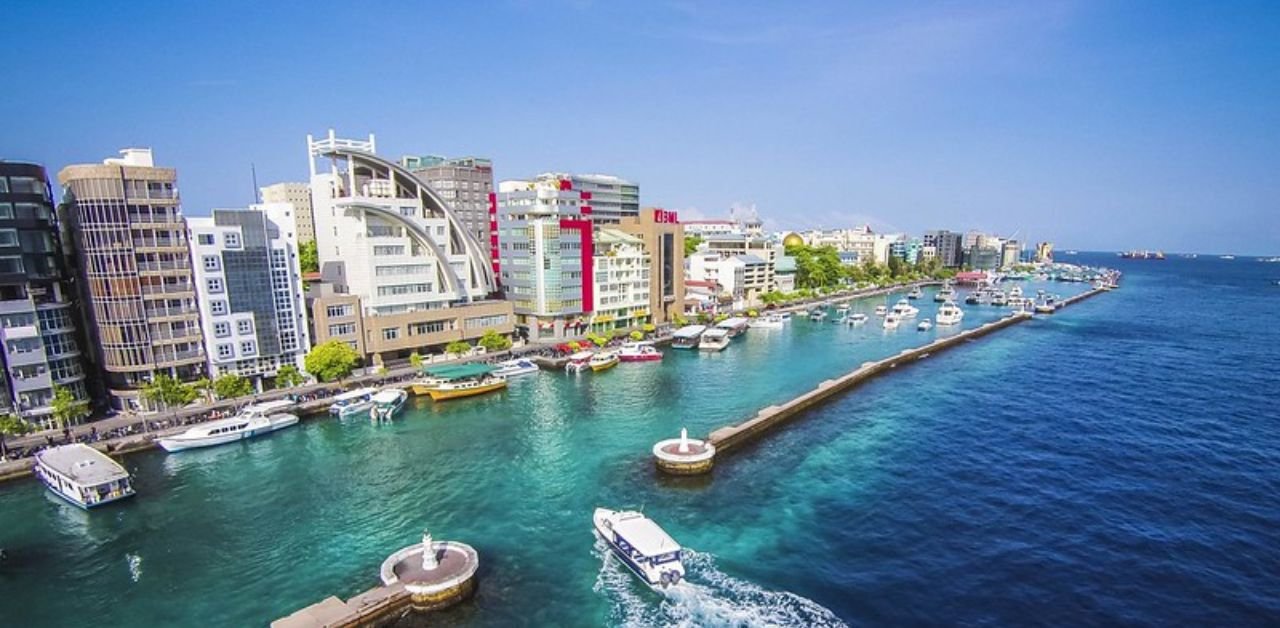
[244, 399, 296, 413]
[702, 327, 731, 338]
[372, 389, 405, 403]
[716, 317, 749, 330]
[36, 445, 129, 486]
[567, 351, 595, 361]
[672, 325, 707, 339]
[611, 512, 682, 557]
[421, 364, 495, 380]
[332, 387, 377, 402]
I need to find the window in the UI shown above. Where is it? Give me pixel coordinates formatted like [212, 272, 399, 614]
[408, 320, 450, 335]
[240, 340, 256, 355]
[217, 343, 234, 359]
[328, 323, 356, 336]
[325, 304, 353, 318]
[0, 256, 24, 274]
[375, 264, 431, 277]
[197, 233, 215, 246]
[376, 283, 431, 297]
[237, 319, 253, 335]
[203, 255, 220, 271]
[211, 300, 228, 315]
[373, 245, 405, 256]
[0, 230, 17, 247]
[213, 322, 231, 337]
[206, 277, 224, 293]
[0, 179, 6, 193]
[224, 232, 241, 248]
[0, 204, 11, 219]
[382, 328, 399, 341]
[464, 314, 509, 329]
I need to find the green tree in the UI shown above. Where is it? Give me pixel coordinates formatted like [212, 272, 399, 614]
[408, 352, 424, 369]
[0, 413, 33, 459]
[304, 340, 361, 382]
[50, 385, 91, 431]
[683, 235, 703, 256]
[191, 377, 214, 402]
[629, 330, 644, 341]
[275, 365, 305, 388]
[141, 374, 198, 412]
[299, 240, 319, 274]
[445, 340, 471, 357]
[212, 374, 254, 400]
[477, 329, 513, 353]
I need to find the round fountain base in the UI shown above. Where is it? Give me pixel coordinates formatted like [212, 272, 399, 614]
[380, 541, 479, 612]
[653, 438, 716, 475]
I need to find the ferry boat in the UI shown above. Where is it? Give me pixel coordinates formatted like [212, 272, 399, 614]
[619, 341, 663, 362]
[565, 351, 594, 373]
[670, 325, 707, 349]
[592, 508, 685, 588]
[917, 318, 933, 331]
[492, 358, 540, 378]
[715, 317, 751, 337]
[874, 304, 888, 317]
[936, 301, 964, 325]
[748, 314, 785, 329]
[370, 388, 408, 421]
[159, 400, 299, 452]
[847, 312, 868, 325]
[414, 364, 508, 400]
[329, 387, 378, 417]
[882, 313, 901, 329]
[698, 327, 732, 351]
[589, 351, 620, 372]
[890, 299, 919, 318]
[34, 444, 135, 509]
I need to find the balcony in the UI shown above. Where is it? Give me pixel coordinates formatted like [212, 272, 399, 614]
[145, 306, 198, 320]
[154, 349, 204, 365]
[150, 327, 202, 343]
[141, 283, 194, 297]
[137, 260, 191, 273]
[133, 239, 184, 251]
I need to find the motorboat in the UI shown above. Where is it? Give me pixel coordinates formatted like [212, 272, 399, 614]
[329, 387, 377, 417]
[847, 312, 868, 325]
[777, 311, 793, 322]
[159, 400, 299, 452]
[874, 304, 888, 317]
[890, 299, 919, 318]
[670, 325, 707, 349]
[34, 444, 135, 509]
[808, 308, 827, 322]
[934, 285, 956, 302]
[565, 351, 595, 373]
[414, 364, 508, 400]
[369, 388, 408, 421]
[835, 304, 850, 315]
[882, 313, 901, 329]
[748, 314, 785, 329]
[1009, 285, 1023, 298]
[619, 341, 663, 362]
[917, 318, 933, 331]
[593, 508, 685, 589]
[1034, 296, 1057, 314]
[698, 327, 732, 351]
[907, 286, 923, 299]
[589, 351, 621, 372]
[936, 301, 965, 325]
[991, 291, 1008, 306]
[492, 358, 540, 378]
[964, 292, 982, 305]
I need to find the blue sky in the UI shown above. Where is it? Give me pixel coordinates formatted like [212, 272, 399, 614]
[4, 1, 1278, 254]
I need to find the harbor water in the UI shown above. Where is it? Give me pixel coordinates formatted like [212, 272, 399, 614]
[2, 253, 1278, 626]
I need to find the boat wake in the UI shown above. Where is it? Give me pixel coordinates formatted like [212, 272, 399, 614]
[593, 540, 846, 627]
[126, 553, 143, 582]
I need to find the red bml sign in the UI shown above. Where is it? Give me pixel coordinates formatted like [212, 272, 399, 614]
[653, 209, 679, 224]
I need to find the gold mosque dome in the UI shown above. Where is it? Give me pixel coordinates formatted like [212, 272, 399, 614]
[782, 232, 804, 247]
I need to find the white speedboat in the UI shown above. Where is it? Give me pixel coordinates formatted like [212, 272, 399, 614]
[34, 444, 135, 509]
[917, 318, 933, 331]
[329, 387, 378, 417]
[907, 286, 923, 299]
[934, 284, 956, 302]
[159, 400, 299, 452]
[369, 388, 408, 421]
[593, 508, 685, 588]
[874, 304, 888, 317]
[808, 308, 827, 322]
[991, 291, 1008, 306]
[882, 313, 901, 329]
[936, 300, 965, 325]
[619, 341, 663, 362]
[748, 314, 784, 329]
[1009, 285, 1023, 298]
[493, 358, 540, 378]
[890, 299, 919, 318]
[565, 351, 594, 373]
[847, 312, 868, 325]
[777, 311, 793, 322]
[698, 327, 731, 351]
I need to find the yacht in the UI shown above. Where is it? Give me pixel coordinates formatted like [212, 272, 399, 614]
[777, 311, 793, 322]
[917, 318, 933, 331]
[847, 312, 868, 325]
[492, 358, 540, 378]
[808, 308, 827, 322]
[934, 285, 956, 302]
[369, 388, 408, 421]
[589, 351, 620, 372]
[1009, 285, 1023, 298]
[936, 301, 965, 325]
[835, 304, 850, 316]
[619, 341, 663, 362]
[593, 508, 685, 588]
[874, 304, 888, 317]
[1034, 296, 1057, 314]
[964, 292, 982, 305]
[991, 291, 1008, 306]
[670, 325, 707, 349]
[34, 444, 135, 509]
[907, 286, 924, 299]
[698, 327, 732, 351]
[748, 314, 785, 329]
[890, 299, 919, 318]
[565, 351, 595, 373]
[329, 387, 378, 417]
[882, 313, 901, 329]
[159, 400, 299, 452]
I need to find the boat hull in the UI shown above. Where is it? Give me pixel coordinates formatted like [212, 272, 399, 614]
[158, 415, 299, 452]
[426, 379, 508, 401]
[35, 468, 135, 509]
[592, 509, 683, 589]
[590, 358, 620, 372]
[619, 354, 662, 362]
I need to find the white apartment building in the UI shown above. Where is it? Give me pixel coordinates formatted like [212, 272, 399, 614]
[590, 229, 651, 333]
[532, 172, 638, 222]
[800, 226, 877, 263]
[687, 251, 768, 309]
[260, 182, 315, 244]
[189, 204, 310, 389]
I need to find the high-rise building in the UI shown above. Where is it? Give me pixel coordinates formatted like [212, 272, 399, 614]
[1000, 240, 1022, 269]
[59, 149, 206, 410]
[923, 230, 964, 267]
[1035, 241, 1054, 263]
[306, 130, 511, 365]
[259, 182, 315, 245]
[400, 155, 494, 254]
[532, 172, 638, 222]
[617, 208, 685, 325]
[0, 162, 90, 427]
[588, 228, 651, 334]
[188, 204, 310, 390]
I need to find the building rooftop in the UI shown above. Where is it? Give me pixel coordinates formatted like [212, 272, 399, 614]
[735, 254, 767, 265]
[596, 228, 644, 245]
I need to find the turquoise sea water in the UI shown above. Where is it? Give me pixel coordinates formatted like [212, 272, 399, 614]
[2, 255, 1277, 626]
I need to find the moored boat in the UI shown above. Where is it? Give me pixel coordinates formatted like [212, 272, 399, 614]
[159, 400, 299, 452]
[589, 351, 620, 372]
[882, 312, 901, 329]
[329, 387, 378, 417]
[934, 285, 956, 302]
[748, 314, 784, 329]
[936, 300, 965, 325]
[670, 325, 707, 349]
[907, 286, 923, 299]
[34, 444, 135, 509]
[565, 351, 594, 373]
[413, 364, 508, 400]
[917, 318, 933, 331]
[847, 312, 868, 325]
[592, 508, 685, 588]
[874, 304, 888, 317]
[808, 308, 827, 322]
[698, 327, 731, 351]
[619, 341, 663, 362]
[716, 317, 751, 337]
[370, 388, 408, 420]
[890, 298, 919, 318]
[492, 358, 540, 378]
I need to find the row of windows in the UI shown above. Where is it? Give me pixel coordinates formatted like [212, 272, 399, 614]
[0, 202, 51, 221]
[194, 232, 241, 248]
[326, 304, 354, 318]
[215, 341, 256, 360]
[464, 314, 509, 329]
[375, 264, 431, 277]
[376, 283, 432, 297]
[328, 322, 357, 336]
[212, 319, 254, 337]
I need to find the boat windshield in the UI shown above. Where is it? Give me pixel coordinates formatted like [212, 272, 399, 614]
[651, 551, 681, 564]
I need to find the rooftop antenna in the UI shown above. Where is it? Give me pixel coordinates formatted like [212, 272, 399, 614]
[251, 163, 260, 204]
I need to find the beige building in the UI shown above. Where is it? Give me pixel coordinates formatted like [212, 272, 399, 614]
[616, 208, 686, 325]
[58, 149, 206, 410]
[260, 182, 315, 244]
